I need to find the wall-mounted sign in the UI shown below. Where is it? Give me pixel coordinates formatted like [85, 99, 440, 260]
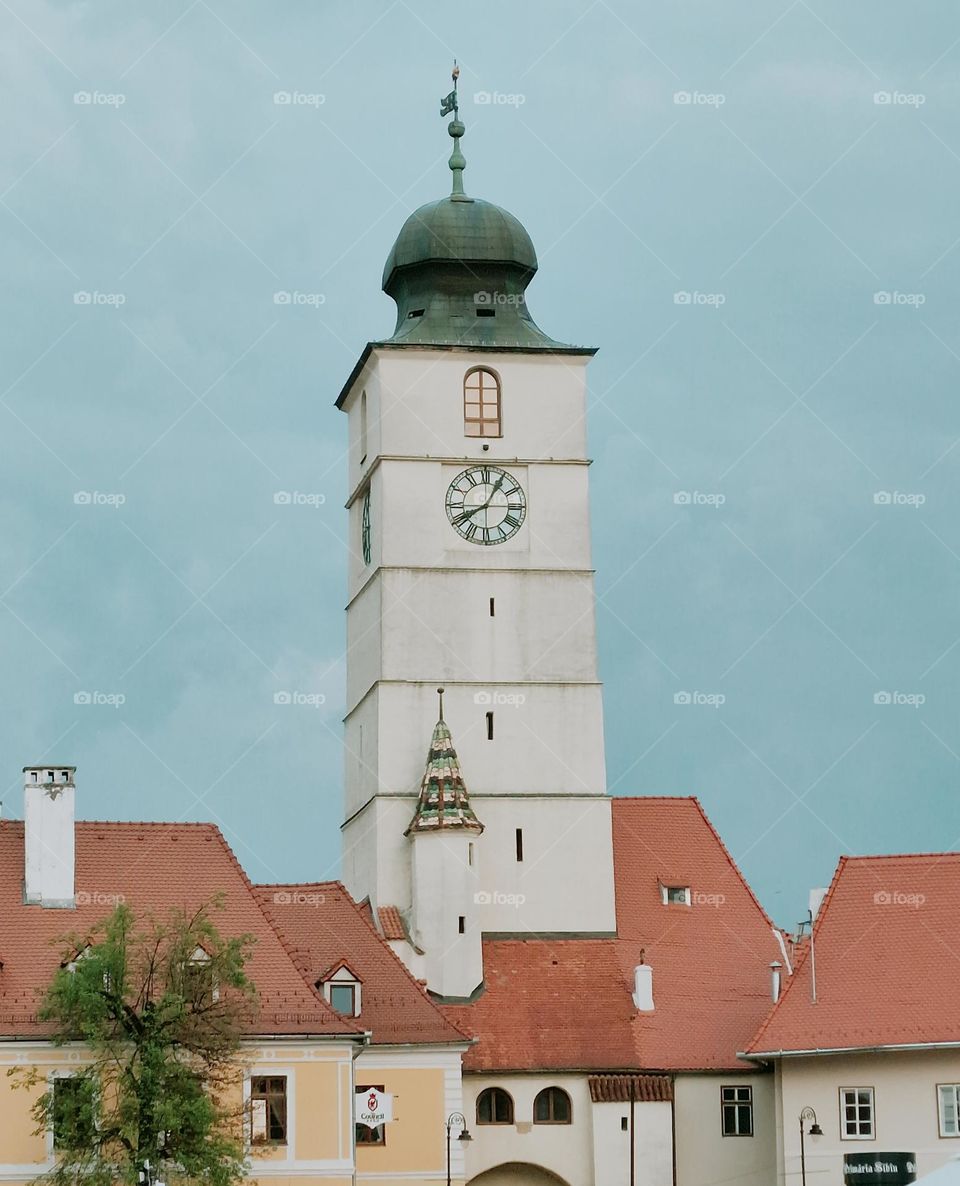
[843, 1152, 917, 1185]
[355, 1087, 394, 1129]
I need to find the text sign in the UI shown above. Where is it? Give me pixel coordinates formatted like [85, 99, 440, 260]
[355, 1088, 393, 1129]
[843, 1153, 917, 1185]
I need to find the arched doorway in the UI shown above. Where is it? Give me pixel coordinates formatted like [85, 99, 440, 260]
[468, 1164, 571, 1186]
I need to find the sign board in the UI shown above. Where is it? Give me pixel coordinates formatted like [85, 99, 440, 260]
[355, 1087, 394, 1129]
[843, 1152, 917, 1185]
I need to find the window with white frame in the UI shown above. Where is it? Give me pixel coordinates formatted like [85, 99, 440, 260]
[939, 1085, 960, 1137]
[840, 1087, 875, 1139]
[660, 884, 691, 905]
[721, 1085, 754, 1136]
[319, 963, 361, 1016]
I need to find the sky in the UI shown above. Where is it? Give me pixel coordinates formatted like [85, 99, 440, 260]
[1, 0, 959, 927]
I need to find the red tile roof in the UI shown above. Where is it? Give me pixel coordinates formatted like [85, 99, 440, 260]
[588, 1074, 673, 1103]
[444, 797, 780, 1073]
[745, 853, 960, 1055]
[255, 882, 471, 1047]
[444, 938, 638, 1072]
[0, 821, 362, 1039]
[612, 797, 780, 1071]
[377, 906, 406, 941]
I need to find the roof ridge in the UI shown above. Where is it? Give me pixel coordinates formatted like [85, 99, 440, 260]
[253, 881, 472, 1045]
[743, 856, 845, 1054]
[688, 797, 777, 931]
[214, 836, 365, 1037]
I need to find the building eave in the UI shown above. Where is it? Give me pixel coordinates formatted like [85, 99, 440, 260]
[334, 340, 598, 409]
[740, 1039, 960, 1060]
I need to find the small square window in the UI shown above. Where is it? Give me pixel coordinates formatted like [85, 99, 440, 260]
[662, 885, 690, 905]
[721, 1085, 753, 1137]
[840, 1087, 874, 1139]
[330, 983, 356, 1015]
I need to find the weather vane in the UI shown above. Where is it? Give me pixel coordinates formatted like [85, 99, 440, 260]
[440, 60, 460, 119]
[440, 61, 467, 199]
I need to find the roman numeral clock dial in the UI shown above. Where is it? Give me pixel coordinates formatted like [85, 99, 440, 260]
[445, 465, 527, 545]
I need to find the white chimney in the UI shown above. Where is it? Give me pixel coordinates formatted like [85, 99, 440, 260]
[23, 765, 76, 908]
[770, 960, 783, 1002]
[633, 963, 654, 1012]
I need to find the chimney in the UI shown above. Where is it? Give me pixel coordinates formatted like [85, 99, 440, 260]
[632, 962, 654, 1012]
[23, 766, 76, 908]
[770, 960, 783, 1003]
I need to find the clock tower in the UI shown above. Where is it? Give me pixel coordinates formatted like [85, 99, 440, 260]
[336, 72, 616, 997]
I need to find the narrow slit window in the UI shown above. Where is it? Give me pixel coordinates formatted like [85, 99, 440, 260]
[516, 828, 524, 862]
[486, 711, 494, 740]
[359, 390, 368, 464]
[458, 916, 465, 934]
[476, 307, 496, 317]
[464, 367, 501, 438]
[489, 597, 495, 617]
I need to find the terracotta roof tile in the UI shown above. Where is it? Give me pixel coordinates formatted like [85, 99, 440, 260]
[443, 938, 639, 1072]
[612, 797, 780, 1071]
[377, 906, 406, 941]
[746, 853, 960, 1055]
[588, 1074, 673, 1103]
[255, 882, 470, 1047]
[0, 821, 361, 1039]
[444, 797, 779, 1073]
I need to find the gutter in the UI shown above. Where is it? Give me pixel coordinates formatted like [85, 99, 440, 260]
[741, 1038, 960, 1060]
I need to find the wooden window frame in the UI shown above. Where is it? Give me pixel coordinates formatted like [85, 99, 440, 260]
[839, 1086, 875, 1140]
[464, 367, 502, 438]
[356, 1083, 386, 1146]
[476, 1087, 514, 1126]
[720, 1084, 754, 1137]
[250, 1075, 288, 1146]
[533, 1087, 572, 1125]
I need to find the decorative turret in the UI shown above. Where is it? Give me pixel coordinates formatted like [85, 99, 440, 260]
[377, 63, 577, 351]
[406, 688, 484, 836]
[407, 689, 484, 1000]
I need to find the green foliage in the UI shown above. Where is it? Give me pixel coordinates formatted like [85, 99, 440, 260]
[10, 900, 257, 1186]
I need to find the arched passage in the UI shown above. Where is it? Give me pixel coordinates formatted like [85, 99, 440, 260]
[468, 1164, 571, 1186]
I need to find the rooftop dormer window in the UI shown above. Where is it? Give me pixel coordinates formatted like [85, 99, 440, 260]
[318, 961, 362, 1016]
[661, 884, 691, 906]
[186, 945, 218, 1005]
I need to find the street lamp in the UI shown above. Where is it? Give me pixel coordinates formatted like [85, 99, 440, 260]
[799, 1106, 823, 1186]
[446, 1110, 472, 1186]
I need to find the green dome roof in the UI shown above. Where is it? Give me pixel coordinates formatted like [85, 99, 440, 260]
[381, 195, 537, 290]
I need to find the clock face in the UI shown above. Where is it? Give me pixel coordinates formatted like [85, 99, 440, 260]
[445, 466, 526, 545]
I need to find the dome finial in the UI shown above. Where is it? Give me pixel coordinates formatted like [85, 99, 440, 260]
[440, 61, 467, 200]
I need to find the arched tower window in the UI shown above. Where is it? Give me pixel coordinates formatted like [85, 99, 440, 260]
[533, 1087, 572, 1124]
[464, 367, 501, 438]
[476, 1086, 514, 1125]
[359, 389, 368, 464]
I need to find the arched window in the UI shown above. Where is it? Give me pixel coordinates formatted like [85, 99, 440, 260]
[464, 367, 501, 438]
[476, 1087, 514, 1125]
[533, 1087, 572, 1124]
[359, 389, 368, 463]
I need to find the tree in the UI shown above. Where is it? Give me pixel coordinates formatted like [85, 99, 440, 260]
[11, 899, 257, 1186]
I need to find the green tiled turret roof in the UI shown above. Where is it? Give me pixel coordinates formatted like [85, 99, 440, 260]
[405, 692, 484, 836]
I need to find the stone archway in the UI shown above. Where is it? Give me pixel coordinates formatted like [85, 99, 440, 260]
[468, 1164, 572, 1186]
